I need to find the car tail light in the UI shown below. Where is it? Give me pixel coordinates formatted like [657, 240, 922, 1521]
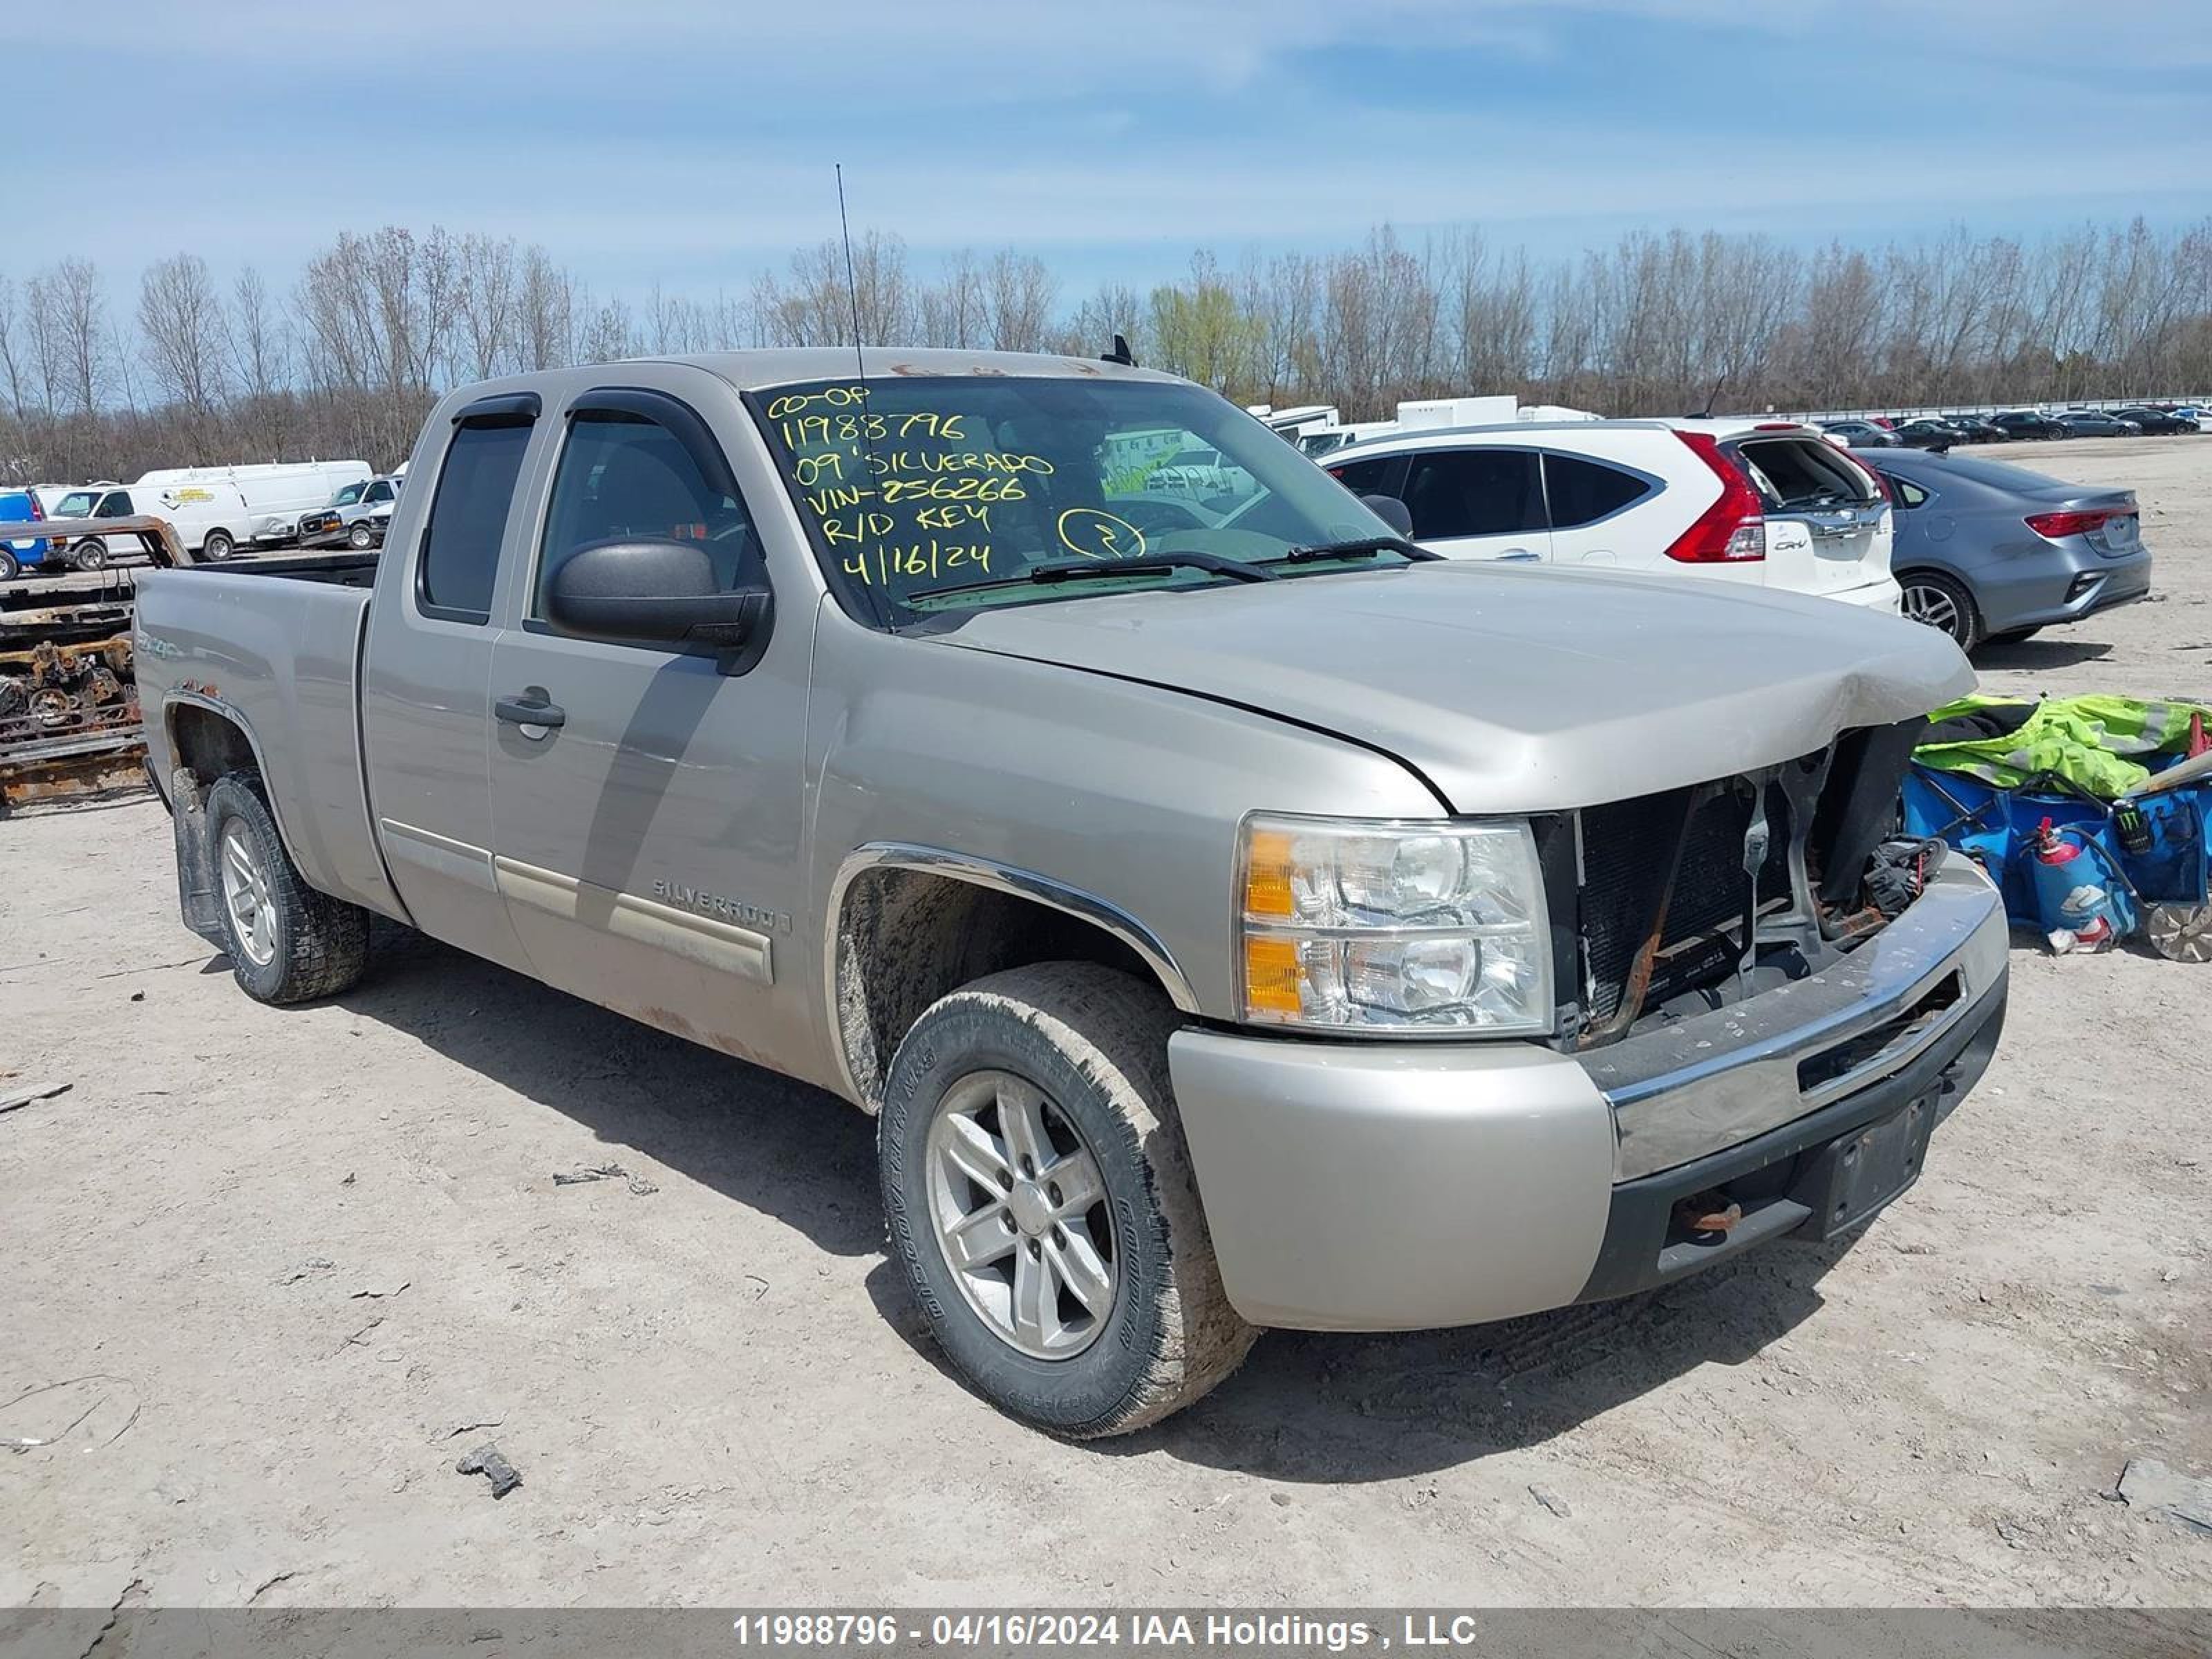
[1665, 433, 1765, 562]
[27, 496, 43, 521]
[2026, 508, 2131, 541]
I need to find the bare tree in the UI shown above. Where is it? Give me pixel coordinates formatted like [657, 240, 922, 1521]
[138, 253, 228, 418]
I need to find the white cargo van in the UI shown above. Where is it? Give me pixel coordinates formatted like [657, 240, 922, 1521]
[133, 460, 371, 546]
[53, 481, 258, 564]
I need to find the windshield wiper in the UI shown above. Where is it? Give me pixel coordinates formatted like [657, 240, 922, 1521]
[1259, 535, 1439, 566]
[908, 550, 1275, 605]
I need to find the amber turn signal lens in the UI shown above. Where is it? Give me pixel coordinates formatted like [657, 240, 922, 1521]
[1243, 829, 1295, 919]
[1242, 935, 1303, 1015]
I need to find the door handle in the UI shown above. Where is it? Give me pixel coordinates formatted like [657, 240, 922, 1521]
[495, 693, 565, 731]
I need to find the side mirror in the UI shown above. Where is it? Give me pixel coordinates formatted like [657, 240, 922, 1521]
[1362, 494, 1414, 537]
[546, 537, 772, 673]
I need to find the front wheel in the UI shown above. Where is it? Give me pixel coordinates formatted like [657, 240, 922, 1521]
[205, 771, 369, 1003]
[1900, 570, 1983, 652]
[347, 521, 376, 550]
[71, 538, 109, 572]
[879, 962, 1255, 1437]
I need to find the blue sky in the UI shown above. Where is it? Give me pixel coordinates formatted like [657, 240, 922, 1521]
[15, 0, 2211, 300]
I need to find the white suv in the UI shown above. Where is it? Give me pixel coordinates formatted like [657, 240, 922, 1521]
[1326, 418, 1902, 612]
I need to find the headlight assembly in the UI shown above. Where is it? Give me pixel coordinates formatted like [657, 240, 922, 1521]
[1237, 814, 1552, 1035]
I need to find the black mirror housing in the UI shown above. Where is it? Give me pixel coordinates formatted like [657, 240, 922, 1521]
[545, 537, 772, 673]
[1362, 494, 1414, 537]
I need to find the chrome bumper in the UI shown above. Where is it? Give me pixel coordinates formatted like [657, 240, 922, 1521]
[1581, 859, 2009, 1179]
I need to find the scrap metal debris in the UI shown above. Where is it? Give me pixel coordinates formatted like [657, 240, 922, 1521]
[552, 1162, 657, 1196]
[2115, 1457, 2212, 1536]
[456, 1442, 522, 1499]
[0, 1080, 71, 1115]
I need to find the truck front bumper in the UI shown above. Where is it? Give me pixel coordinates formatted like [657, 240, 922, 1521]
[1168, 860, 2009, 1332]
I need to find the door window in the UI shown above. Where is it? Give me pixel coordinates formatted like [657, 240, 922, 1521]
[364, 480, 393, 505]
[99, 491, 133, 517]
[1541, 453, 1649, 528]
[1400, 449, 1543, 538]
[419, 420, 533, 621]
[534, 409, 762, 622]
[1327, 455, 1400, 497]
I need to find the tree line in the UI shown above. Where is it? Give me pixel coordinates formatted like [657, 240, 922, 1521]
[1, 216, 2206, 485]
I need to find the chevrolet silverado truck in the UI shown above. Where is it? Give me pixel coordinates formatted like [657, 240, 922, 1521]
[133, 348, 2009, 1436]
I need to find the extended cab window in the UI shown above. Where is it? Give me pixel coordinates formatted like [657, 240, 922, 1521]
[419, 420, 532, 621]
[1400, 449, 1543, 537]
[1541, 453, 1649, 527]
[534, 410, 762, 621]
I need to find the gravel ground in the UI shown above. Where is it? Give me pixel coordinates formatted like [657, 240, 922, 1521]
[2, 437, 2207, 1609]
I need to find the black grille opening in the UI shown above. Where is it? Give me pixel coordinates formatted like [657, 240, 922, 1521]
[1578, 768, 1815, 1038]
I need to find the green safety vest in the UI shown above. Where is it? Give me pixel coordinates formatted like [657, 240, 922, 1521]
[1916, 693, 2211, 798]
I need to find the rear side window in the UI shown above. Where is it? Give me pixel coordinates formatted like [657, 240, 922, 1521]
[1400, 449, 1544, 538]
[1541, 454, 1649, 528]
[1327, 455, 1398, 496]
[420, 421, 532, 621]
[1889, 477, 1930, 508]
[534, 411, 762, 622]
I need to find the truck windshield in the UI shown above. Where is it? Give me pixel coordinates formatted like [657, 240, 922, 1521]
[756, 375, 1403, 624]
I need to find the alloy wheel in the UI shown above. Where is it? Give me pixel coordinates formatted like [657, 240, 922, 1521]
[218, 818, 279, 967]
[924, 1069, 1118, 1360]
[1901, 581, 1967, 644]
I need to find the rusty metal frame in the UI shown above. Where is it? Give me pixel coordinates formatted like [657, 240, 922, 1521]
[1, 513, 193, 809]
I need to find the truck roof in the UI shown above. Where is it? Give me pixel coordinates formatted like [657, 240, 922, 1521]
[636, 347, 1178, 392]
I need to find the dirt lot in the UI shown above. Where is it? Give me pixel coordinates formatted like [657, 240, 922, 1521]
[2, 437, 2208, 1609]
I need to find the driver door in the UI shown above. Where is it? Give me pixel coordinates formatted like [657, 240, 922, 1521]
[483, 368, 816, 1075]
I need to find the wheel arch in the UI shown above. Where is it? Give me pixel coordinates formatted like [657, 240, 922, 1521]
[825, 844, 1198, 1112]
[166, 695, 308, 870]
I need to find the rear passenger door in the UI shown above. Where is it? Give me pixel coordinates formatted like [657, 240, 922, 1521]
[483, 368, 816, 1074]
[358, 393, 542, 975]
[1397, 447, 1550, 562]
[1537, 451, 1656, 568]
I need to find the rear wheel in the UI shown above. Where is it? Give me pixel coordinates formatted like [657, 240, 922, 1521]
[0, 549, 17, 581]
[879, 962, 1255, 1437]
[1900, 570, 1983, 652]
[205, 771, 368, 1004]
[202, 529, 234, 561]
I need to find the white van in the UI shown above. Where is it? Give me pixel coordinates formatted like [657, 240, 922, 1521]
[133, 460, 371, 546]
[52, 480, 257, 565]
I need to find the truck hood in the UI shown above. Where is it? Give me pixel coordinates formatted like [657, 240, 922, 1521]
[936, 562, 1971, 812]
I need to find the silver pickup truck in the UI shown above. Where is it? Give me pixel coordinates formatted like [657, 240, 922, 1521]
[134, 348, 2008, 1436]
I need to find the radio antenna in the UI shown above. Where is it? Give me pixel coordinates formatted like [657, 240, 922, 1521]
[836, 163, 865, 376]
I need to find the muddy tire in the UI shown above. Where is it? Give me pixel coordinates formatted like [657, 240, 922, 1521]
[879, 962, 1255, 1437]
[205, 771, 368, 1004]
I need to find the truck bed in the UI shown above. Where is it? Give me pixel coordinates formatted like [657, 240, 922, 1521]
[134, 561, 403, 921]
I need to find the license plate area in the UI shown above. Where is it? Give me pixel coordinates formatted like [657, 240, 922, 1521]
[1792, 1094, 1936, 1240]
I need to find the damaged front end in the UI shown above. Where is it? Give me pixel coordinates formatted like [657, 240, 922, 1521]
[1557, 717, 1934, 1049]
[1546, 716, 2011, 1188]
